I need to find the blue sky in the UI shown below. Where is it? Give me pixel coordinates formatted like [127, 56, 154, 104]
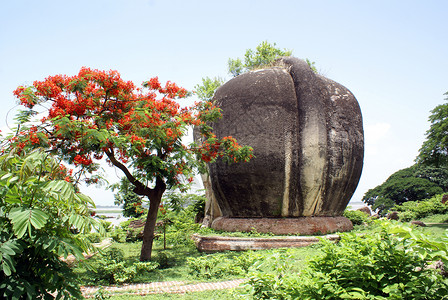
[1, 0, 447, 206]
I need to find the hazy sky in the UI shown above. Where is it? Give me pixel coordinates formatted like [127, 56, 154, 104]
[1, 0, 447, 206]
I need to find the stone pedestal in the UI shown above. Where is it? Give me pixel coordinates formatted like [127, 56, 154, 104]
[211, 216, 353, 235]
[192, 233, 341, 252]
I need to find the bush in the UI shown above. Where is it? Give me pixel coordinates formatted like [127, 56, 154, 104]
[109, 227, 127, 243]
[246, 222, 448, 299]
[86, 232, 103, 243]
[394, 193, 448, 221]
[86, 246, 159, 285]
[0, 150, 104, 299]
[343, 209, 369, 225]
[154, 250, 174, 269]
[187, 251, 262, 279]
[162, 205, 201, 248]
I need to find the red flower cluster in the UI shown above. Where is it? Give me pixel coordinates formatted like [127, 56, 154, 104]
[11, 67, 253, 189]
[73, 154, 92, 166]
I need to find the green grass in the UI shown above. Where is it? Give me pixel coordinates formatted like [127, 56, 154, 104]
[420, 213, 448, 224]
[419, 223, 448, 238]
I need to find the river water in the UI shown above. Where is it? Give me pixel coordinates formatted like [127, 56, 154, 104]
[95, 200, 369, 227]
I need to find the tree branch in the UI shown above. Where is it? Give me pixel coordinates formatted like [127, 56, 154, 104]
[104, 148, 151, 196]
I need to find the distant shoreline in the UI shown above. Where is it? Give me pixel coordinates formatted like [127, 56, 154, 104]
[93, 201, 368, 213]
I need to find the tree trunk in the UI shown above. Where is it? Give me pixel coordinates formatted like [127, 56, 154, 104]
[105, 149, 167, 261]
[139, 193, 162, 261]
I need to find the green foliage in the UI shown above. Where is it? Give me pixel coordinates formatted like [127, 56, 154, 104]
[0, 149, 103, 299]
[343, 209, 369, 225]
[382, 220, 448, 266]
[195, 41, 295, 102]
[109, 227, 128, 243]
[305, 58, 318, 73]
[162, 190, 205, 213]
[394, 193, 448, 221]
[110, 177, 146, 218]
[84, 246, 159, 285]
[362, 164, 448, 215]
[93, 287, 111, 300]
[417, 91, 448, 167]
[187, 251, 262, 279]
[246, 221, 448, 299]
[420, 213, 448, 223]
[162, 202, 201, 247]
[228, 41, 293, 77]
[195, 77, 225, 102]
[109, 216, 145, 243]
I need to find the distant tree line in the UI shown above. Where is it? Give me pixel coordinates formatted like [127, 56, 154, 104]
[363, 91, 448, 214]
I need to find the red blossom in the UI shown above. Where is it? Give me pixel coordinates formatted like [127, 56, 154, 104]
[10, 67, 253, 192]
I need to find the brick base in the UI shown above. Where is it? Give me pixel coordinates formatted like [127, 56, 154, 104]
[211, 216, 353, 235]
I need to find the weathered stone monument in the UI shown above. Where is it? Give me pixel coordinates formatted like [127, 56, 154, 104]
[203, 57, 364, 235]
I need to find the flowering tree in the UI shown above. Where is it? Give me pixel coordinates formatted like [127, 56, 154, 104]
[11, 67, 253, 260]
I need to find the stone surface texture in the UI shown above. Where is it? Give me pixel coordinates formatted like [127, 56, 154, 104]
[208, 57, 364, 222]
[211, 216, 353, 235]
[192, 233, 341, 252]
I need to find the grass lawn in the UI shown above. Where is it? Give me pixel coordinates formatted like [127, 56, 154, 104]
[420, 223, 448, 237]
[420, 213, 448, 224]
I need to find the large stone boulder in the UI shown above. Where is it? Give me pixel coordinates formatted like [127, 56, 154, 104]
[206, 57, 364, 234]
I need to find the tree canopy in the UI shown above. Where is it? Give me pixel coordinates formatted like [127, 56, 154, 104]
[362, 164, 448, 215]
[417, 91, 448, 167]
[9, 67, 253, 260]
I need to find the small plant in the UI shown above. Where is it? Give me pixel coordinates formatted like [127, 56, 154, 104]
[155, 250, 173, 269]
[93, 287, 111, 300]
[86, 232, 103, 243]
[109, 227, 127, 243]
[343, 209, 370, 225]
[187, 251, 263, 279]
[87, 246, 159, 285]
[187, 254, 226, 279]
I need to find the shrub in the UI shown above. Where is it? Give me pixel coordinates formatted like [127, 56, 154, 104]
[187, 251, 262, 279]
[343, 209, 369, 225]
[394, 193, 448, 221]
[162, 205, 201, 248]
[0, 150, 104, 299]
[86, 232, 103, 243]
[154, 250, 174, 269]
[109, 227, 127, 243]
[86, 246, 159, 285]
[246, 222, 448, 299]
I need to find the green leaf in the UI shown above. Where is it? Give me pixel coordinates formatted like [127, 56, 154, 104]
[2, 259, 12, 276]
[8, 208, 49, 238]
[43, 180, 74, 200]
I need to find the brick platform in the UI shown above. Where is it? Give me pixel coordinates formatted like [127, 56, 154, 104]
[192, 234, 340, 252]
